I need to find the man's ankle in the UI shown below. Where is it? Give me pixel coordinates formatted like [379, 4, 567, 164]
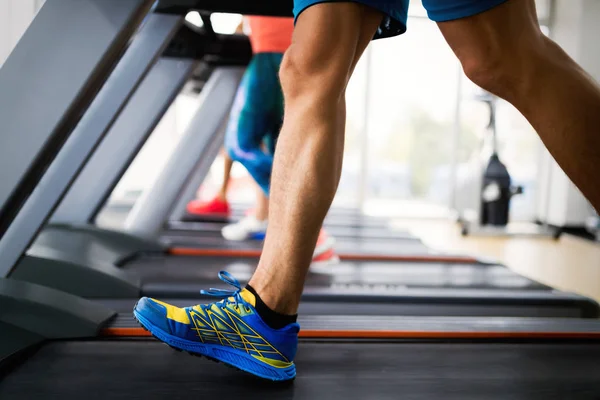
[243, 285, 297, 329]
[247, 278, 298, 316]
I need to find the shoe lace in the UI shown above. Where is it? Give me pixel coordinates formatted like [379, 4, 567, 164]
[199, 271, 251, 313]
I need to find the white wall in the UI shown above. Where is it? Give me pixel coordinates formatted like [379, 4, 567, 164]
[0, 0, 45, 68]
[579, 0, 600, 81]
[537, 0, 598, 226]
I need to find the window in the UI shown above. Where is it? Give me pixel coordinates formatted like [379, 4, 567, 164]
[360, 17, 459, 218]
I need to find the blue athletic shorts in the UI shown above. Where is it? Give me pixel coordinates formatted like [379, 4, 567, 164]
[293, 0, 509, 39]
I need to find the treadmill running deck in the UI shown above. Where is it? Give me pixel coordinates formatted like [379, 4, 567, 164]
[1, 340, 599, 400]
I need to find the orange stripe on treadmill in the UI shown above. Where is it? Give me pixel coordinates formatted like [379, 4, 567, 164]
[104, 328, 153, 337]
[169, 248, 479, 264]
[101, 327, 600, 340]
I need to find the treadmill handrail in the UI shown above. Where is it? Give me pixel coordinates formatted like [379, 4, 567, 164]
[155, 0, 294, 17]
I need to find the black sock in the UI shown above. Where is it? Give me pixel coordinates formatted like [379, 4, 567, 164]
[245, 284, 297, 330]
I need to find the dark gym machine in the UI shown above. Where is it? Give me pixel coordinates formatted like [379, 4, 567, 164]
[458, 92, 558, 238]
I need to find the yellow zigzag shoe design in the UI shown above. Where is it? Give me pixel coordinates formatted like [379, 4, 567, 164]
[133, 271, 299, 380]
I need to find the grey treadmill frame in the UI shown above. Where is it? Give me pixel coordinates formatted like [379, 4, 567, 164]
[51, 56, 196, 226]
[168, 120, 229, 223]
[0, 0, 155, 359]
[11, 67, 243, 298]
[0, 13, 182, 292]
[124, 67, 245, 237]
[0, 0, 155, 277]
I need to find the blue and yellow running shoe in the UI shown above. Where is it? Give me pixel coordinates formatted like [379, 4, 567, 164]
[133, 272, 299, 381]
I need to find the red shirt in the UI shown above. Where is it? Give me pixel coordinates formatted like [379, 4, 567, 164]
[247, 16, 294, 54]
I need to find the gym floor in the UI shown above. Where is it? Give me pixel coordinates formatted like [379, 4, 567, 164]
[395, 219, 600, 304]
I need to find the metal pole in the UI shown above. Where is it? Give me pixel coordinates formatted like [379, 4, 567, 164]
[449, 62, 463, 210]
[357, 46, 372, 213]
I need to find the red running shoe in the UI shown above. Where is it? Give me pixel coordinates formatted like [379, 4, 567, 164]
[186, 197, 231, 217]
[312, 229, 339, 265]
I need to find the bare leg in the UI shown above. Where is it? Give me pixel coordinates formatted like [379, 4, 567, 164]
[248, 3, 382, 314]
[254, 182, 269, 221]
[217, 151, 233, 202]
[437, 0, 600, 210]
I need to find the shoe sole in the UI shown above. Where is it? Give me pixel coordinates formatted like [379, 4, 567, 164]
[311, 250, 341, 267]
[185, 208, 230, 218]
[184, 212, 230, 222]
[221, 229, 267, 241]
[133, 308, 296, 382]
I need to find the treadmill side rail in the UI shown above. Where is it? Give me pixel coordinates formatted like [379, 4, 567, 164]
[0, 279, 116, 339]
[124, 67, 244, 237]
[43, 224, 166, 259]
[168, 116, 227, 223]
[155, 0, 294, 16]
[0, 0, 154, 254]
[52, 57, 195, 226]
[0, 321, 44, 363]
[12, 227, 145, 298]
[12, 251, 141, 299]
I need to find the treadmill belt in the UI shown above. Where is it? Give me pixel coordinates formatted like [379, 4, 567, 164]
[162, 232, 433, 257]
[2, 340, 599, 400]
[121, 255, 600, 318]
[103, 203, 437, 257]
[183, 211, 391, 229]
[185, 204, 393, 229]
[167, 220, 418, 241]
[126, 255, 548, 292]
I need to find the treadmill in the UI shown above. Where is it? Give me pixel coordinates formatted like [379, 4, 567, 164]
[44, 24, 429, 259]
[184, 200, 395, 228]
[99, 200, 465, 260]
[0, 0, 594, 319]
[96, 196, 433, 256]
[3, 316, 600, 399]
[175, 202, 417, 240]
[13, 222, 596, 318]
[1, 1, 600, 398]
[44, 21, 426, 259]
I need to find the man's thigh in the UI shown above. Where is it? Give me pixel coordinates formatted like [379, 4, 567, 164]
[432, 0, 541, 67]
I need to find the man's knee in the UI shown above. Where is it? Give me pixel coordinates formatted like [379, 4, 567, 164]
[279, 45, 349, 104]
[461, 50, 510, 95]
[458, 37, 545, 100]
[445, 3, 546, 99]
[439, 0, 546, 95]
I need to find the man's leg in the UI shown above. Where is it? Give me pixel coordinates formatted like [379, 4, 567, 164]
[436, 0, 600, 210]
[248, 3, 383, 314]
